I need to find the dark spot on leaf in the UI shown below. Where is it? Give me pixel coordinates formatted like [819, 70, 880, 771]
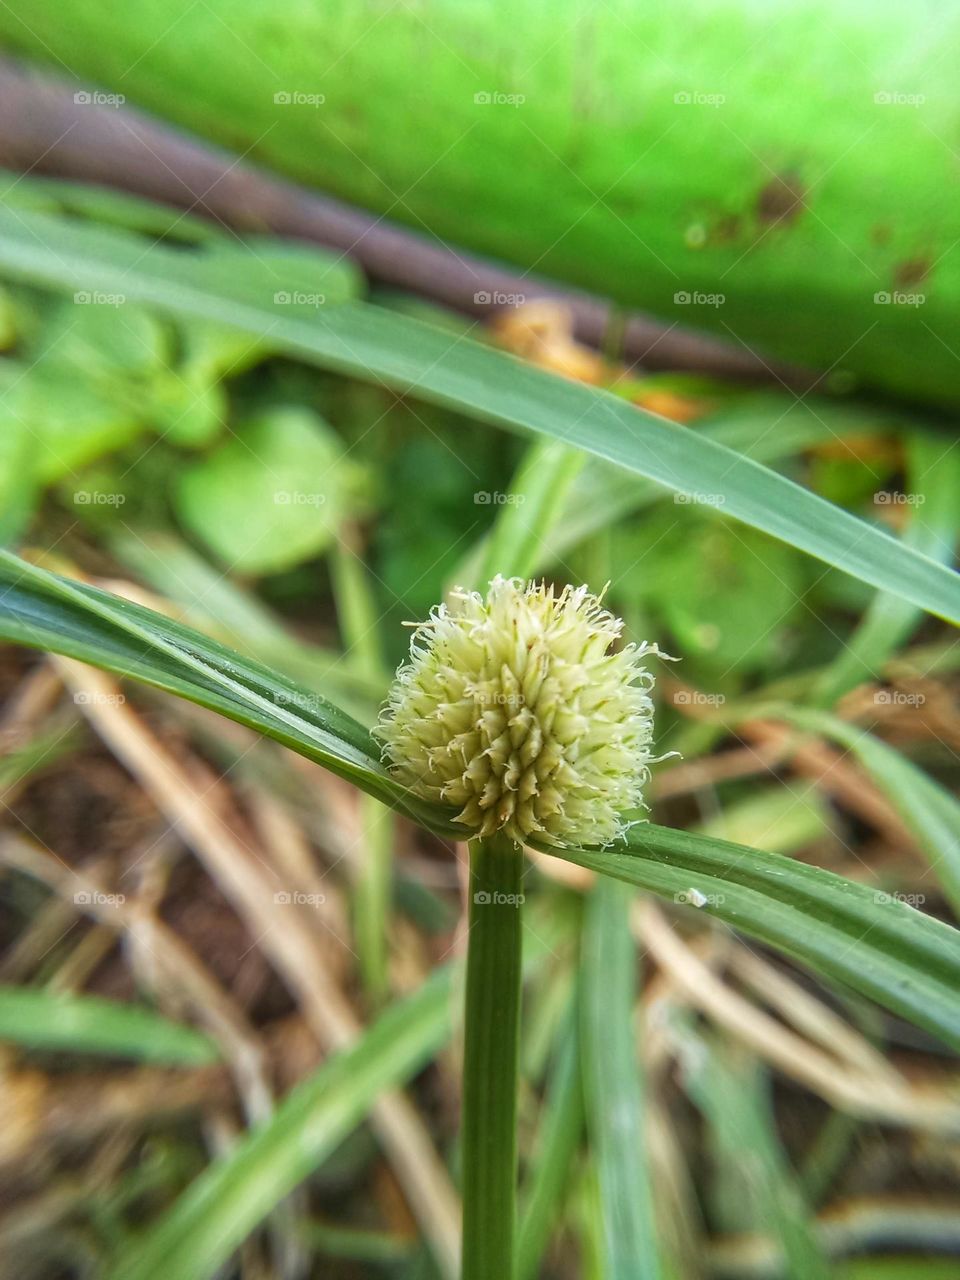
[711, 213, 742, 244]
[756, 172, 807, 225]
[871, 224, 893, 247]
[894, 257, 931, 288]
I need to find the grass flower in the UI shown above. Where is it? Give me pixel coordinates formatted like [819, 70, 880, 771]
[374, 576, 665, 846]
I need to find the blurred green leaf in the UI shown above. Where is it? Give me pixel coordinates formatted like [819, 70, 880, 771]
[0, 987, 218, 1064]
[175, 406, 364, 574]
[0, 361, 142, 484]
[582, 878, 662, 1279]
[0, 418, 35, 544]
[676, 1025, 828, 1278]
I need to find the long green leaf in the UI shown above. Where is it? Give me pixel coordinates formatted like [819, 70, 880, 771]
[542, 823, 960, 1050]
[581, 878, 661, 1280]
[0, 551, 452, 834]
[675, 1022, 828, 1279]
[0, 987, 217, 1064]
[1, 207, 958, 620]
[517, 998, 583, 1280]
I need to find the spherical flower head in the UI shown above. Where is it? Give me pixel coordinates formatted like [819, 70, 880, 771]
[374, 576, 663, 847]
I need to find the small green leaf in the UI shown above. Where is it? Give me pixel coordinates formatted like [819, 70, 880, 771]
[175, 407, 363, 574]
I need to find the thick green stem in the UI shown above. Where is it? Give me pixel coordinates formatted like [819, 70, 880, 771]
[461, 833, 524, 1280]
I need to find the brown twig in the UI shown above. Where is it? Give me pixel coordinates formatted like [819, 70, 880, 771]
[0, 58, 816, 388]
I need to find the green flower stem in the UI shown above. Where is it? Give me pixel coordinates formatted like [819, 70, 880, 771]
[461, 832, 524, 1280]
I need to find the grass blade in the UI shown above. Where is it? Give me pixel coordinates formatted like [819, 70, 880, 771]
[674, 1020, 828, 1279]
[0, 987, 217, 1064]
[517, 998, 583, 1280]
[581, 878, 662, 1279]
[0, 551, 451, 833]
[542, 823, 960, 1050]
